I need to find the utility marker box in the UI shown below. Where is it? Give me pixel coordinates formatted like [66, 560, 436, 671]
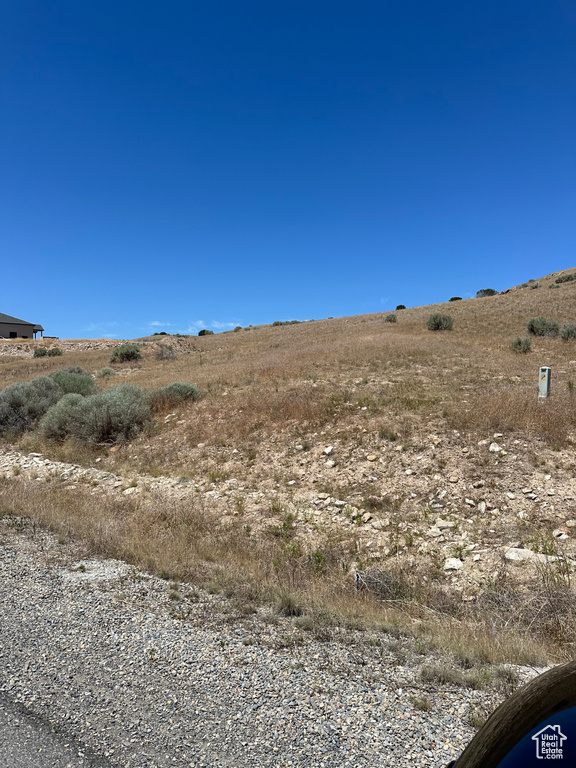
[538, 366, 551, 399]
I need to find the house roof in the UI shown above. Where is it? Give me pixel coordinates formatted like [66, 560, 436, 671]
[0, 312, 40, 327]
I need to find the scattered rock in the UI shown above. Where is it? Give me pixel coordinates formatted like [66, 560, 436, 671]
[444, 558, 463, 571]
[489, 443, 502, 453]
[323, 446, 334, 456]
[435, 519, 456, 530]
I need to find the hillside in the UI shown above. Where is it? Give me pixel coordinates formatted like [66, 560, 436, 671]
[1, 267, 576, 668]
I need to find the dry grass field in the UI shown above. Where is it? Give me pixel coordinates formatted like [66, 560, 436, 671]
[2, 267, 576, 668]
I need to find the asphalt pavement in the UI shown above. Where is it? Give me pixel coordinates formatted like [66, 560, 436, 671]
[0, 694, 111, 768]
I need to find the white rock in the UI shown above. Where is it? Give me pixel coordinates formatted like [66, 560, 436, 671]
[444, 558, 463, 571]
[506, 492, 516, 500]
[323, 446, 334, 456]
[477, 501, 487, 514]
[435, 518, 456, 530]
[553, 529, 568, 540]
[489, 442, 502, 453]
[325, 460, 336, 468]
[518, 511, 529, 520]
[464, 498, 475, 507]
[504, 547, 557, 564]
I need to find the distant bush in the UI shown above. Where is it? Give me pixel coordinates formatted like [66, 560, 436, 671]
[39, 384, 151, 443]
[530, 282, 540, 290]
[476, 288, 497, 298]
[384, 314, 397, 323]
[110, 343, 141, 363]
[527, 317, 559, 337]
[155, 345, 177, 361]
[549, 284, 560, 290]
[272, 320, 301, 327]
[152, 331, 169, 335]
[511, 337, 531, 354]
[560, 324, 576, 341]
[0, 376, 62, 435]
[47, 347, 63, 357]
[33, 347, 47, 358]
[449, 297, 462, 302]
[96, 367, 116, 379]
[234, 326, 242, 332]
[198, 329, 214, 336]
[149, 382, 202, 411]
[555, 273, 576, 284]
[396, 305, 406, 310]
[50, 367, 96, 396]
[427, 313, 453, 331]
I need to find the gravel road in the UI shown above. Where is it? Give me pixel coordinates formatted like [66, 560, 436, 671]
[0, 516, 537, 768]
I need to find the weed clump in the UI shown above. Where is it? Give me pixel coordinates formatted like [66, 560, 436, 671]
[560, 324, 576, 341]
[50, 367, 96, 396]
[155, 345, 177, 361]
[110, 343, 142, 363]
[384, 314, 397, 323]
[527, 317, 559, 337]
[511, 337, 531, 354]
[427, 313, 453, 331]
[0, 376, 62, 435]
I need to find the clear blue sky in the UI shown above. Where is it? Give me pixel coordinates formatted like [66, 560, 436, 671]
[1, 1, 574, 339]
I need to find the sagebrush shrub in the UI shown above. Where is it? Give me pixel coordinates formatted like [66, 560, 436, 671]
[96, 367, 116, 378]
[149, 382, 202, 411]
[47, 347, 63, 357]
[427, 313, 453, 331]
[396, 304, 406, 310]
[560, 324, 576, 341]
[511, 337, 531, 354]
[527, 317, 559, 337]
[555, 274, 576, 284]
[33, 347, 47, 358]
[449, 297, 462, 302]
[198, 329, 214, 336]
[234, 326, 242, 332]
[110, 343, 142, 363]
[50, 367, 96, 396]
[384, 314, 397, 323]
[476, 288, 497, 298]
[39, 384, 151, 443]
[0, 376, 62, 435]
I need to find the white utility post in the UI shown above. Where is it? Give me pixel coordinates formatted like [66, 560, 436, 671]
[538, 366, 551, 399]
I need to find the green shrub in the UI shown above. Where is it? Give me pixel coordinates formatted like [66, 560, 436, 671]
[396, 304, 406, 310]
[0, 376, 62, 435]
[427, 313, 453, 331]
[50, 367, 96, 396]
[198, 329, 214, 336]
[511, 337, 531, 354]
[555, 273, 576, 284]
[272, 320, 301, 327]
[527, 317, 559, 337]
[110, 343, 142, 363]
[476, 288, 497, 298]
[96, 367, 116, 379]
[47, 347, 63, 357]
[449, 297, 462, 302]
[39, 384, 151, 443]
[384, 314, 397, 323]
[234, 326, 242, 332]
[560, 324, 576, 341]
[149, 382, 202, 411]
[33, 347, 47, 358]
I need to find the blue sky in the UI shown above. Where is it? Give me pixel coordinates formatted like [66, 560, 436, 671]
[1, 1, 574, 339]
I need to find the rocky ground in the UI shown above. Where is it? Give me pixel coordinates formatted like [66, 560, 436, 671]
[0, 514, 545, 768]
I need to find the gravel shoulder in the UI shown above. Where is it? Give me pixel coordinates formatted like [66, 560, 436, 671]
[0, 517, 541, 768]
